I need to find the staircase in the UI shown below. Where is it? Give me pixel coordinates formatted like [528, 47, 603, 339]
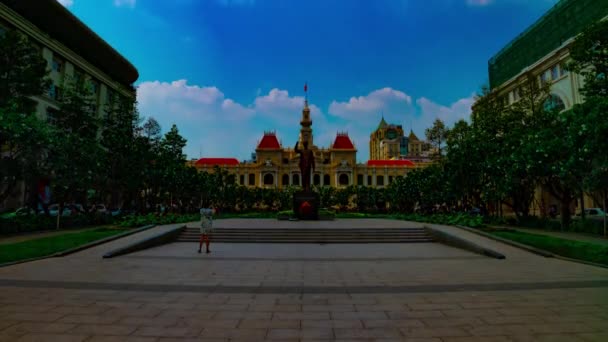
[175, 227, 435, 243]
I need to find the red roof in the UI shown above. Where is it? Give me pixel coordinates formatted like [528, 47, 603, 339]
[332, 133, 355, 149]
[195, 158, 240, 166]
[367, 160, 415, 167]
[257, 133, 281, 149]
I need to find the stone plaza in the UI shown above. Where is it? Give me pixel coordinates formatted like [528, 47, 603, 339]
[1, 219, 608, 341]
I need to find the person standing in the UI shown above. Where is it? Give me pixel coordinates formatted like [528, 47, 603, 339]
[199, 207, 215, 254]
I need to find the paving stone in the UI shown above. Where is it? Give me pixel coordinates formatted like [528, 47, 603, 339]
[401, 327, 471, 338]
[199, 328, 267, 339]
[238, 319, 299, 329]
[301, 319, 363, 328]
[267, 328, 333, 339]
[0, 322, 76, 335]
[334, 327, 402, 339]
[133, 327, 202, 337]
[272, 312, 330, 320]
[57, 314, 120, 325]
[87, 337, 159, 342]
[363, 319, 425, 328]
[15, 333, 90, 342]
[67, 324, 137, 336]
[331, 311, 388, 320]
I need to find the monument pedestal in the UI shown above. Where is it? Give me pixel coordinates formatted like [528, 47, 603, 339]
[293, 191, 320, 220]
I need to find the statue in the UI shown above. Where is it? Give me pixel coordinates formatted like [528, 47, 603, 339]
[294, 140, 315, 192]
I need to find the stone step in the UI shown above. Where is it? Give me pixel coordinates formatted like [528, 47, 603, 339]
[176, 227, 434, 243]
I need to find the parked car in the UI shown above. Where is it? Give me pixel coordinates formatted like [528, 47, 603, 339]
[0, 207, 38, 219]
[577, 208, 606, 218]
[48, 204, 71, 217]
[95, 204, 108, 215]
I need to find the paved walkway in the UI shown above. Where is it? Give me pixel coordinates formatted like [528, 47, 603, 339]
[0, 219, 607, 341]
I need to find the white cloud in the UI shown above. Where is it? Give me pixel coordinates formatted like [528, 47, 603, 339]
[412, 95, 475, 136]
[466, 0, 494, 6]
[137, 80, 475, 162]
[58, 0, 73, 7]
[114, 0, 136, 8]
[328, 87, 412, 120]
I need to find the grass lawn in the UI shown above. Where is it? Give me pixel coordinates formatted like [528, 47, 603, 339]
[0, 227, 130, 264]
[491, 230, 608, 266]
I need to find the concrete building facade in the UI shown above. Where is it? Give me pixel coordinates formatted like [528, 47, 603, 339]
[0, 0, 138, 209]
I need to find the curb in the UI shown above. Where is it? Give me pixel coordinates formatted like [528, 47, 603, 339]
[0, 225, 156, 268]
[455, 225, 608, 269]
[103, 225, 185, 258]
[424, 225, 505, 259]
[54, 224, 156, 257]
[455, 225, 553, 257]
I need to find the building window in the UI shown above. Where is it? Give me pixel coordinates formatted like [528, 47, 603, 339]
[367, 175, 372, 185]
[339, 173, 349, 186]
[282, 174, 289, 186]
[313, 174, 321, 186]
[248, 173, 255, 186]
[282, 158, 288, 164]
[540, 71, 548, 85]
[52, 57, 63, 73]
[551, 65, 559, 80]
[513, 87, 520, 101]
[389, 176, 393, 184]
[105, 88, 114, 103]
[48, 84, 61, 101]
[323, 174, 330, 186]
[292, 174, 300, 186]
[560, 63, 569, 77]
[239, 175, 244, 185]
[263, 173, 274, 186]
[357, 174, 363, 185]
[46, 107, 58, 125]
[73, 68, 84, 85]
[544, 94, 566, 112]
[377, 175, 384, 186]
[89, 79, 100, 95]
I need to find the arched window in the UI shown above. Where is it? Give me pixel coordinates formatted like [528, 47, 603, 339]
[263, 173, 274, 185]
[313, 174, 321, 185]
[282, 174, 289, 186]
[323, 174, 331, 186]
[339, 173, 349, 186]
[292, 174, 300, 186]
[544, 94, 566, 112]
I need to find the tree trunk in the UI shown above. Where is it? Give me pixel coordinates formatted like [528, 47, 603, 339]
[560, 190, 572, 231]
[56, 204, 62, 230]
[603, 192, 607, 237]
[580, 191, 586, 220]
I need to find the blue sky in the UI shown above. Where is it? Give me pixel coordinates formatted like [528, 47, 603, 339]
[59, 0, 558, 161]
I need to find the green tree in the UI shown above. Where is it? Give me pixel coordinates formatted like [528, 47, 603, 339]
[425, 118, 448, 159]
[46, 77, 102, 228]
[568, 20, 608, 98]
[0, 30, 50, 111]
[0, 30, 51, 207]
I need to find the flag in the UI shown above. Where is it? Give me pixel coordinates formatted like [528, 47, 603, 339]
[304, 82, 308, 92]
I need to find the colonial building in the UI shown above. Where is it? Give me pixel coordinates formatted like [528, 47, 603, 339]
[0, 0, 138, 209]
[191, 97, 432, 188]
[369, 117, 433, 162]
[486, 0, 608, 213]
